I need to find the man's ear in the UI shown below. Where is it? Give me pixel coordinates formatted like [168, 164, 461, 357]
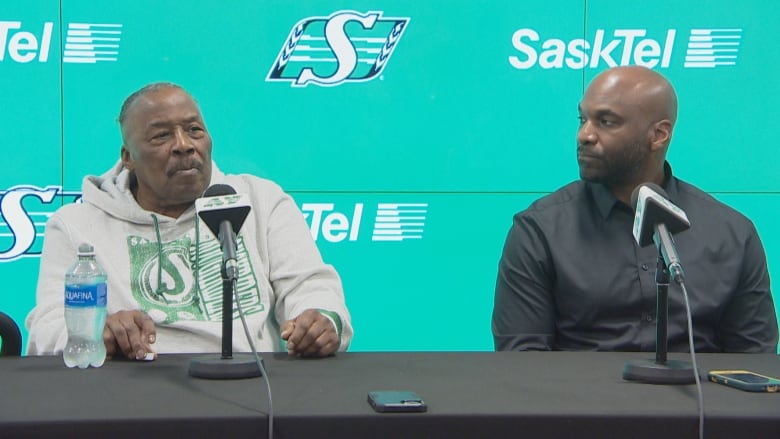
[650, 119, 672, 152]
[121, 145, 133, 170]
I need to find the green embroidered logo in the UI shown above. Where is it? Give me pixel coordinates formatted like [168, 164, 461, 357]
[127, 233, 264, 324]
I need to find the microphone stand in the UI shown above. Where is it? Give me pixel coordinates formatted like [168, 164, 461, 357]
[656, 255, 670, 365]
[622, 253, 696, 384]
[189, 259, 262, 379]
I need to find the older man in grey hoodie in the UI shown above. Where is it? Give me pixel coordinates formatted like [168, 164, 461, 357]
[27, 83, 352, 360]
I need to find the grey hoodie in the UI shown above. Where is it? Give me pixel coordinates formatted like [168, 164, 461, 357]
[26, 160, 352, 354]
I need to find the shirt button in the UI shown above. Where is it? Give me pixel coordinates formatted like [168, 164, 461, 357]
[641, 263, 649, 271]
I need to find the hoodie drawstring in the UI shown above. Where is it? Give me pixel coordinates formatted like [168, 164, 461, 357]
[193, 217, 201, 303]
[150, 214, 168, 303]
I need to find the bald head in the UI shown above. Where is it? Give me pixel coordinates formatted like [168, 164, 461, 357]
[587, 65, 678, 128]
[576, 66, 678, 202]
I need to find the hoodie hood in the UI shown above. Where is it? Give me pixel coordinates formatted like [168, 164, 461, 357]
[81, 159, 225, 225]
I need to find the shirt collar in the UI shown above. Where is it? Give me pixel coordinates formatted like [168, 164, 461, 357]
[660, 161, 678, 200]
[587, 161, 676, 219]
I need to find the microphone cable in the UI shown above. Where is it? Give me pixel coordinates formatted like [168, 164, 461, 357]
[678, 279, 704, 439]
[233, 278, 274, 439]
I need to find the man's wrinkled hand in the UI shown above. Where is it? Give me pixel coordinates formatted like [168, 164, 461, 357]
[280, 309, 339, 357]
[103, 310, 156, 361]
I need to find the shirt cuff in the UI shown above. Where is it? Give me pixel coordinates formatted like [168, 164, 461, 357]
[317, 309, 343, 339]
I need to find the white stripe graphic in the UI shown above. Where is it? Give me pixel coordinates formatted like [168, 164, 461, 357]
[69, 23, 123, 29]
[690, 35, 741, 41]
[371, 203, 428, 241]
[683, 62, 737, 67]
[65, 44, 120, 50]
[690, 28, 742, 34]
[64, 23, 122, 64]
[685, 28, 741, 68]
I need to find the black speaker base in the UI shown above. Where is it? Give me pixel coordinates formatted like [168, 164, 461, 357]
[188, 354, 263, 379]
[623, 359, 697, 384]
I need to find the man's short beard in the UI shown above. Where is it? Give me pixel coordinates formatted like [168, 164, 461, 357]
[582, 141, 648, 188]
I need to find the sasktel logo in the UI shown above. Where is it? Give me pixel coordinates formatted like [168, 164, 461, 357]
[302, 203, 428, 243]
[0, 186, 81, 262]
[267, 10, 410, 87]
[509, 28, 742, 69]
[0, 21, 122, 63]
[0, 186, 426, 263]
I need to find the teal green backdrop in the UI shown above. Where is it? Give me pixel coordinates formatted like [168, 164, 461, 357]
[1, 0, 778, 353]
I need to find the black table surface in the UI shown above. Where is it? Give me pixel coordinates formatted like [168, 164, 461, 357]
[1, 351, 779, 438]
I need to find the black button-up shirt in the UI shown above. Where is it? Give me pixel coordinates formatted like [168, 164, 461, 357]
[493, 163, 778, 352]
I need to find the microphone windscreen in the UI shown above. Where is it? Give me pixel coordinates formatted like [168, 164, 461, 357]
[203, 184, 237, 197]
[632, 182, 690, 247]
[631, 182, 668, 211]
[196, 184, 251, 239]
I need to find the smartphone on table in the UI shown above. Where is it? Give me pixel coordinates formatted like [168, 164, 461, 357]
[707, 370, 780, 393]
[367, 390, 427, 412]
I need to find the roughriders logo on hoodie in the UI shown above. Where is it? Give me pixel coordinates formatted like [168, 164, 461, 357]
[126, 233, 265, 323]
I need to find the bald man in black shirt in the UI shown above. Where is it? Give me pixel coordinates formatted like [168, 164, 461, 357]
[493, 66, 778, 353]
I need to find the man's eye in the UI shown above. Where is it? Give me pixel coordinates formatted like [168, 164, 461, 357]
[577, 116, 586, 125]
[600, 118, 615, 127]
[152, 132, 170, 139]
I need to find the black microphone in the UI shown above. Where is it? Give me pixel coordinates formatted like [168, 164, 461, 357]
[631, 183, 690, 283]
[195, 184, 251, 281]
[623, 183, 697, 385]
[189, 184, 261, 380]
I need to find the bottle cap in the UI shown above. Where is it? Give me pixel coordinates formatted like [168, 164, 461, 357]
[77, 243, 95, 255]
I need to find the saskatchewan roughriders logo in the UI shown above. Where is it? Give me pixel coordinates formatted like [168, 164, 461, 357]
[267, 10, 410, 87]
[127, 234, 264, 323]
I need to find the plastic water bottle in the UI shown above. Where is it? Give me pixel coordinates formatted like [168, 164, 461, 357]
[64, 243, 107, 368]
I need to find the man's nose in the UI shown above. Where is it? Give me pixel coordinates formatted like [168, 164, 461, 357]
[577, 120, 597, 145]
[172, 127, 195, 154]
